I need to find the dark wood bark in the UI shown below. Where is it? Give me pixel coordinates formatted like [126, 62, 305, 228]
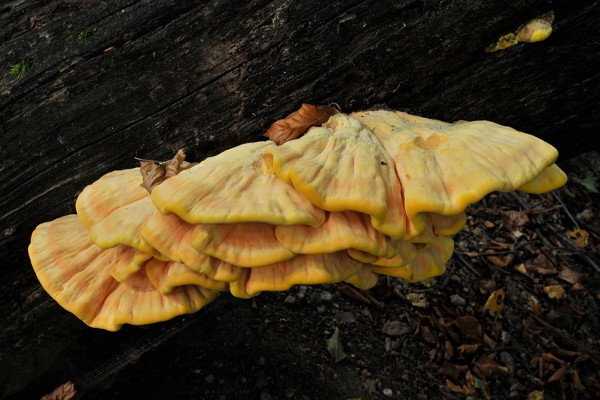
[0, 0, 598, 398]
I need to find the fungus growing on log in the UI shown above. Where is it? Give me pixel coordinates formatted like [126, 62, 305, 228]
[28, 105, 566, 330]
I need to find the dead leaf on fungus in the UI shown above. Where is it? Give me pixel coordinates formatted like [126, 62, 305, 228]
[264, 103, 339, 145]
[40, 381, 76, 400]
[140, 161, 166, 193]
[139, 149, 186, 193]
[165, 148, 186, 178]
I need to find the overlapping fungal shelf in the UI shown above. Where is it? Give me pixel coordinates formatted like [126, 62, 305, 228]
[29, 111, 567, 331]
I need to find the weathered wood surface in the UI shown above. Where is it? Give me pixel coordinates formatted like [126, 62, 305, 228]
[1, 0, 599, 398]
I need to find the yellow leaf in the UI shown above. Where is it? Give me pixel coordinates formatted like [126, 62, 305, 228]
[527, 391, 544, 400]
[544, 285, 565, 300]
[566, 229, 589, 248]
[484, 289, 505, 315]
[405, 293, 428, 308]
[516, 263, 528, 275]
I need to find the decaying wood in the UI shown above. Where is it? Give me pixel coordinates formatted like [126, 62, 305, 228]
[1, 0, 599, 398]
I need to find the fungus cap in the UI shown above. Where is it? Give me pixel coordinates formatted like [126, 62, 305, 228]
[345, 265, 379, 290]
[191, 222, 296, 267]
[89, 196, 166, 260]
[263, 113, 408, 238]
[275, 211, 405, 258]
[75, 168, 148, 230]
[29, 215, 217, 331]
[352, 110, 559, 236]
[348, 240, 418, 268]
[145, 259, 228, 295]
[151, 142, 326, 227]
[428, 212, 467, 236]
[109, 245, 153, 282]
[141, 211, 242, 282]
[229, 251, 364, 298]
[517, 164, 567, 193]
[372, 236, 455, 282]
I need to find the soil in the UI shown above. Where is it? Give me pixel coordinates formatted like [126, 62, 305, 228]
[25, 151, 600, 400]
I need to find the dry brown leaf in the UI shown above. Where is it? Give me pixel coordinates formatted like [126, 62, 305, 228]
[572, 369, 585, 392]
[528, 265, 558, 275]
[490, 240, 510, 249]
[457, 343, 480, 355]
[487, 255, 511, 267]
[502, 210, 530, 231]
[484, 289, 505, 316]
[531, 302, 543, 317]
[164, 148, 186, 178]
[566, 228, 589, 248]
[571, 282, 585, 291]
[463, 370, 477, 395]
[474, 353, 509, 378]
[556, 348, 583, 359]
[543, 353, 566, 365]
[360, 369, 377, 394]
[482, 334, 496, 349]
[452, 315, 482, 341]
[439, 362, 468, 380]
[558, 267, 585, 284]
[531, 253, 555, 271]
[264, 103, 340, 145]
[140, 161, 166, 193]
[574, 354, 590, 365]
[544, 285, 565, 300]
[444, 340, 455, 360]
[484, 220, 495, 228]
[445, 379, 464, 394]
[140, 149, 187, 193]
[421, 325, 437, 344]
[41, 381, 76, 400]
[547, 363, 568, 383]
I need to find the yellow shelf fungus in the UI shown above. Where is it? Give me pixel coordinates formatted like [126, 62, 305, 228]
[29, 107, 565, 330]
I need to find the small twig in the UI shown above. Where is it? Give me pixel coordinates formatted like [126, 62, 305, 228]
[134, 156, 163, 164]
[359, 289, 385, 310]
[453, 249, 482, 277]
[337, 284, 382, 309]
[538, 244, 560, 269]
[467, 250, 519, 257]
[441, 263, 454, 288]
[552, 191, 580, 229]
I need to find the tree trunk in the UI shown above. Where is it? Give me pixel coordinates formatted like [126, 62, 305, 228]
[1, 0, 598, 398]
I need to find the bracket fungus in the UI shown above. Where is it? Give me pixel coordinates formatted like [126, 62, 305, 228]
[29, 105, 566, 330]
